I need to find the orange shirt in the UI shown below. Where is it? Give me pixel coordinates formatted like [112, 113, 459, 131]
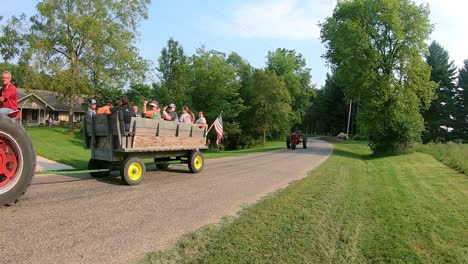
[97, 105, 112, 114]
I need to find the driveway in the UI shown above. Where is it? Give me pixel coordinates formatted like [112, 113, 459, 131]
[0, 139, 332, 264]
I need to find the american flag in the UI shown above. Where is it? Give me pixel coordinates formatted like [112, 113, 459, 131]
[213, 114, 223, 145]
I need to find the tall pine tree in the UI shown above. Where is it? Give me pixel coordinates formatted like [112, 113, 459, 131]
[455, 59, 468, 141]
[422, 41, 457, 142]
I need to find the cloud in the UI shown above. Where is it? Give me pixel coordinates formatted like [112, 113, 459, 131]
[214, 0, 335, 41]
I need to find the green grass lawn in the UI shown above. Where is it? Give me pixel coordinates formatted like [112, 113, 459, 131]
[141, 141, 468, 264]
[26, 127, 90, 169]
[415, 142, 468, 176]
[26, 127, 285, 170]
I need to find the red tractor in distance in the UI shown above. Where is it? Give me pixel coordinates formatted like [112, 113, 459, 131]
[286, 130, 307, 150]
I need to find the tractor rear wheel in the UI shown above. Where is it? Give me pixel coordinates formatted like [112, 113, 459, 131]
[291, 143, 296, 150]
[286, 136, 291, 149]
[303, 137, 307, 149]
[0, 115, 36, 206]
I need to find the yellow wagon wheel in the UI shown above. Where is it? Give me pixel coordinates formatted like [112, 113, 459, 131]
[121, 157, 146, 185]
[188, 150, 204, 173]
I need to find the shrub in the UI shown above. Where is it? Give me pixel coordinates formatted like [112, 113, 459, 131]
[336, 132, 349, 140]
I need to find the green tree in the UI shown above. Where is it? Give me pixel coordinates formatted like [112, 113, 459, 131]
[266, 48, 314, 128]
[190, 47, 245, 149]
[226, 52, 257, 146]
[25, 0, 150, 131]
[0, 14, 28, 62]
[422, 41, 457, 142]
[455, 59, 468, 141]
[125, 83, 153, 107]
[155, 38, 191, 107]
[304, 73, 347, 136]
[321, 0, 437, 153]
[251, 70, 291, 144]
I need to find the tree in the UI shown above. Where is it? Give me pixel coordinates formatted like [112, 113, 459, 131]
[0, 14, 28, 62]
[155, 38, 191, 107]
[422, 41, 457, 142]
[455, 59, 468, 141]
[226, 52, 257, 146]
[321, 0, 437, 153]
[125, 83, 153, 107]
[251, 70, 291, 144]
[304, 73, 347, 136]
[190, 47, 245, 149]
[25, 0, 150, 131]
[266, 48, 314, 128]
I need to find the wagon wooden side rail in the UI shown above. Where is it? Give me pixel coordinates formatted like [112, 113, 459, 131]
[83, 111, 208, 185]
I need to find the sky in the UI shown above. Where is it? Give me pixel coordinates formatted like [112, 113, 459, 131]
[1, 0, 467, 87]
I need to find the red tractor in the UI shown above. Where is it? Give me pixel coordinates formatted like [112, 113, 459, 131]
[286, 130, 307, 150]
[0, 112, 36, 206]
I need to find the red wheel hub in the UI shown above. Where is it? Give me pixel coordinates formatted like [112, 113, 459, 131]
[0, 137, 19, 188]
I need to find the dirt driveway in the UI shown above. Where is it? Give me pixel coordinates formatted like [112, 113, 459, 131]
[0, 139, 332, 264]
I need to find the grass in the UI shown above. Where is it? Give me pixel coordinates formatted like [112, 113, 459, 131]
[26, 127, 90, 169]
[415, 142, 468, 176]
[141, 141, 468, 264]
[25, 127, 285, 170]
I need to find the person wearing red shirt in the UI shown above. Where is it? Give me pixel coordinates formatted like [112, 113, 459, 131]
[0, 71, 18, 114]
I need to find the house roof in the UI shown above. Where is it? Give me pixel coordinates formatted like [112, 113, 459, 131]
[17, 88, 85, 113]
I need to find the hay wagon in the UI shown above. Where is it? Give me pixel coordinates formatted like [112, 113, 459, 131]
[83, 112, 208, 185]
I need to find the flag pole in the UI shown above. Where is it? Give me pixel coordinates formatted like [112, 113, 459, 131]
[206, 122, 215, 134]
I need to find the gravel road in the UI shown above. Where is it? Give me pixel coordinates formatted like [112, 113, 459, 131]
[0, 139, 331, 264]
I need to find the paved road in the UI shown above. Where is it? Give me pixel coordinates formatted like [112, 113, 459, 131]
[0, 139, 332, 264]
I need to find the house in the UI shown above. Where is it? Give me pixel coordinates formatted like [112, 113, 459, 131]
[17, 88, 86, 126]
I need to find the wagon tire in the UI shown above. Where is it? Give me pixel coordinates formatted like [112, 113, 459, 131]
[188, 151, 204, 173]
[88, 159, 111, 177]
[121, 157, 145, 185]
[0, 115, 36, 206]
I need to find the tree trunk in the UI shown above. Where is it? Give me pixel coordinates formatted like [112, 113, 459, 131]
[262, 129, 266, 146]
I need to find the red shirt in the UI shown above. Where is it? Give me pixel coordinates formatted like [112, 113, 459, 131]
[1, 83, 18, 110]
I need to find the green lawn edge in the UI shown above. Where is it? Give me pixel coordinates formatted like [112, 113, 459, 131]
[140, 141, 468, 264]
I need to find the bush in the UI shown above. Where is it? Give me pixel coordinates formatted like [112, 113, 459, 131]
[336, 132, 349, 140]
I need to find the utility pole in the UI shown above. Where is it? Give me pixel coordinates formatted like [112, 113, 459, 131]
[346, 100, 352, 135]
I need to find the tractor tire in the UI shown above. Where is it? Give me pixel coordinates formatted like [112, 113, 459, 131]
[121, 157, 146, 185]
[286, 137, 291, 149]
[154, 158, 170, 170]
[303, 137, 308, 149]
[88, 159, 111, 177]
[0, 115, 36, 206]
[291, 143, 296, 150]
[188, 150, 204, 173]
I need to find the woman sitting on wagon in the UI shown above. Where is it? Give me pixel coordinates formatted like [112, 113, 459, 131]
[143, 100, 161, 120]
[179, 106, 195, 123]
